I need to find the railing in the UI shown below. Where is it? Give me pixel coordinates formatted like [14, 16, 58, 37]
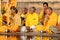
[0, 32, 60, 37]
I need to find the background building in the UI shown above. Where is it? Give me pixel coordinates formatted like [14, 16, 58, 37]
[2, 0, 60, 14]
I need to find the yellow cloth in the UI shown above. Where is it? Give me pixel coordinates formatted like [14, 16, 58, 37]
[13, 14, 21, 26]
[0, 13, 18, 40]
[36, 12, 58, 40]
[0, 26, 8, 32]
[21, 13, 28, 26]
[36, 25, 50, 40]
[0, 25, 18, 40]
[9, 24, 19, 32]
[36, 25, 44, 32]
[4, 12, 11, 25]
[44, 12, 58, 33]
[39, 10, 44, 23]
[0, 14, 2, 26]
[9, 14, 20, 40]
[58, 15, 60, 24]
[26, 13, 39, 27]
[8, 17, 19, 40]
[9, 14, 20, 32]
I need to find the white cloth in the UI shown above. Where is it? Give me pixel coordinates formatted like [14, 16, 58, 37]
[20, 26, 27, 32]
[20, 26, 27, 40]
[20, 26, 36, 40]
[30, 26, 36, 32]
[30, 26, 36, 40]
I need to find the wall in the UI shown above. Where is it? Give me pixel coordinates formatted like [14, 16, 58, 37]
[3, 0, 60, 14]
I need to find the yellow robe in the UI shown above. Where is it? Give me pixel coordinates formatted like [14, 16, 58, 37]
[0, 14, 2, 26]
[9, 14, 20, 32]
[39, 10, 44, 23]
[26, 12, 39, 27]
[8, 14, 20, 40]
[58, 15, 60, 24]
[0, 13, 9, 32]
[36, 25, 44, 32]
[36, 12, 58, 40]
[0, 14, 18, 40]
[0, 25, 8, 32]
[0, 26, 9, 40]
[44, 12, 58, 33]
[43, 12, 58, 40]
[21, 13, 28, 26]
[13, 14, 21, 26]
[0, 15, 18, 40]
[4, 12, 11, 25]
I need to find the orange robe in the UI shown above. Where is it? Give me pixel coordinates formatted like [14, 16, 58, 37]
[36, 12, 58, 40]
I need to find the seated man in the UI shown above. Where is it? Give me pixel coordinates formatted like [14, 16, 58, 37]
[8, 6, 20, 40]
[21, 7, 28, 26]
[43, 7, 58, 40]
[26, 7, 39, 40]
[44, 7, 58, 33]
[9, 6, 20, 32]
[39, 2, 49, 25]
[36, 7, 58, 40]
[19, 7, 28, 40]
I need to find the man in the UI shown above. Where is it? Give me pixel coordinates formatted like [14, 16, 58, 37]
[0, 9, 7, 32]
[36, 2, 49, 40]
[26, 7, 39, 40]
[9, 6, 20, 32]
[0, 7, 10, 40]
[6, 6, 20, 40]
[26, 7, 39, 27]
[21, 7, 28, 26]
[44, 7, 58, 33]
[39, 2, 48, 25]
[5, 0, 17, 19]
[20, 7, 29, 40]
[43, 7, 58, 40]
[36, 2, 49, 32]
[36, 7, 58, 40]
